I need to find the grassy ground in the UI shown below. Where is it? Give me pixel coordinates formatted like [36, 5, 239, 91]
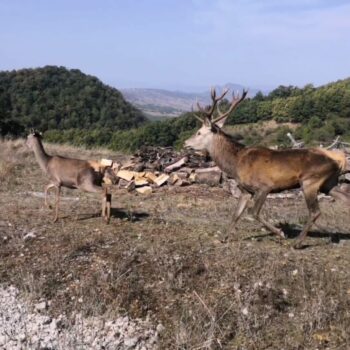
[1, 139, 350, 349]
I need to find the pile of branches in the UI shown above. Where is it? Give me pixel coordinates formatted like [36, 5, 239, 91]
[131, 146, 214, 172]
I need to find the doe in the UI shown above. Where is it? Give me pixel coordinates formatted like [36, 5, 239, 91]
[26, 131, 117, 223]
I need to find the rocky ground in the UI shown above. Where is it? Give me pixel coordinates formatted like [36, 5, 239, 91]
[0, 285, 161, 349]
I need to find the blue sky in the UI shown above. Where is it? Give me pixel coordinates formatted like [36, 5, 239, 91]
[0, 0, 349, 91]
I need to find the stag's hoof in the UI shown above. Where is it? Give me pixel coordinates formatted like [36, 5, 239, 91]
[220, 234, 229, 243]
[278, 230, 286, 239]
[293, 241, 304, 249]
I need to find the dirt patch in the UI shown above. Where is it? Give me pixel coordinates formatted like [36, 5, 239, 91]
[1, 139, 350, 349]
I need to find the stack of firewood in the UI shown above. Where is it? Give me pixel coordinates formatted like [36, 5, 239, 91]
[103, 146, 227, 195]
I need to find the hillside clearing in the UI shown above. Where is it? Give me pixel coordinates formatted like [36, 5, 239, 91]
[1, 139, 350, 349]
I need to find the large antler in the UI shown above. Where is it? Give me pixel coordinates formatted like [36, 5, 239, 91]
[195, 87, 229, 121]
[212, 89, 248, 125]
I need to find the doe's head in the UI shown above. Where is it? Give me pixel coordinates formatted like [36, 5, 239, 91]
[26, 129, 42, 149]
[184, 88, 247, 152]
[103, 167, 118, 185]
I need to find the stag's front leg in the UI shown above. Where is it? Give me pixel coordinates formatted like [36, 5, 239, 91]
[251, 190, 285, 239]
[222, 191, 251, 242]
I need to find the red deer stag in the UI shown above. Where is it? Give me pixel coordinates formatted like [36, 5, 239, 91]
[185, 88, 350, 248]
[26, 131, 117, 223]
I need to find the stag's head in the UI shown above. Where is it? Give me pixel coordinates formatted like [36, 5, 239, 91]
[184, 88, 248, 152]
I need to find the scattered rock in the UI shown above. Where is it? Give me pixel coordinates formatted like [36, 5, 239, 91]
[0, 285, 159, 349]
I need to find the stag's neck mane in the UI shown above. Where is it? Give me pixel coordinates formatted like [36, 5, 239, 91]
[209, 129, 245, 178]
[32, 137, 51, 174]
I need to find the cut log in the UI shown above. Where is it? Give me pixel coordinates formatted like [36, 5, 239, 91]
[118, 179, 129, 188]
[126, 180, 136, 192]
[169, 174, 180, 185]
[136, 186, 153, 195]
[164, 156, 188, 173]
[177, 167, 193, 174]
[154, 174, 170, 187]
[133, 163, 145, 172]
[135, 177, 149, 187]
[195, 167, 222, 186]
[174, 179, 190, 187]
[189, 173, 197, 183]
[121, 161, 136, 170]
[112, 162, 121, 173]
[134, 171, 146, 178]
[145, 172, 158, 183]
[195, 166, 221, 173]
[100, 158, 113, 167]
[267, 193, 296, 199]
[174, 172, 189, 179]
[116, 170, 135, 182]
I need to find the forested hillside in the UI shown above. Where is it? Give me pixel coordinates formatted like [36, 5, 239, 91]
[45, 77, 350, 151]
[229, 78, 350, 143]
[0, 66, 146, 136]
[1, 66, 349, 151]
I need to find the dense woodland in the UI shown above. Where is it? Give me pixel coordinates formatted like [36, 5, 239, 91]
[0, 66, 350, 151]
[0, 66, 146, 136]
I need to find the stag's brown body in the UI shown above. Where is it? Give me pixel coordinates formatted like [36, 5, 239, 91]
[212, 132, 344, 194]
[185, 88, 350, 248]
[26, 132, 115, 223]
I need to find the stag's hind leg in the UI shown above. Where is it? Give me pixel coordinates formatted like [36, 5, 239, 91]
[294, 180, 322, 249]
[251, 190, 285, 239]
[329, 186, 350, 205]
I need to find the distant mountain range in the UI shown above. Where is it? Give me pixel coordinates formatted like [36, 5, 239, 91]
[121, 83, 266, 118]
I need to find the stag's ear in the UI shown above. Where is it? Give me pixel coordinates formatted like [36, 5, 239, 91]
[214, 116, 229, 128]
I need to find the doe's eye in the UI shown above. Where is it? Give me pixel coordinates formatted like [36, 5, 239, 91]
[197, 132, 201, 135]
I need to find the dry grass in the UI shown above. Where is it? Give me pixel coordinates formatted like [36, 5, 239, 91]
[1, 139, 350, 349]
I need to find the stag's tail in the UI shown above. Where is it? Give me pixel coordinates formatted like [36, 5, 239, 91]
[316, 148, 348, 173]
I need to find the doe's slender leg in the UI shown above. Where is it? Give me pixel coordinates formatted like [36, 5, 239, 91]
[53, 186, 61, 223]
[44, 183, 56, 208]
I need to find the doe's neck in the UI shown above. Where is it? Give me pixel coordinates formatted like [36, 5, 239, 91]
[32, 138, 51, 174]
